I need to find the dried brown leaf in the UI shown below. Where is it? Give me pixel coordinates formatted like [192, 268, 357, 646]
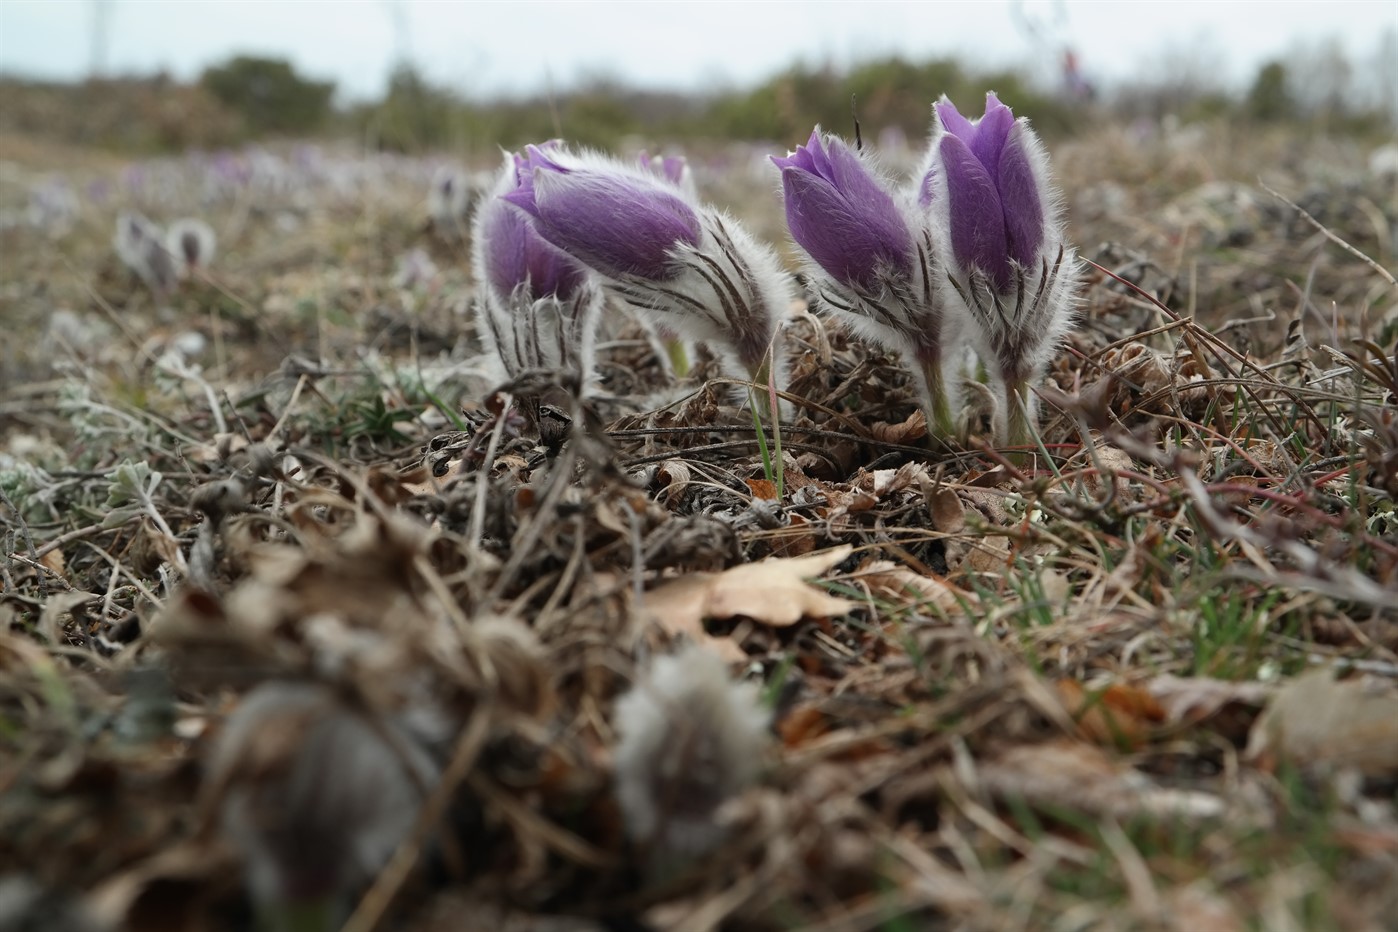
[704, 546, 855, 625]
[842, 560, 972, 614]
[1245, 669, 1398, 777]
[642, 546, 856, 658]
[1056, 680, 1167, 749]
[1145, 675, 1274, 725]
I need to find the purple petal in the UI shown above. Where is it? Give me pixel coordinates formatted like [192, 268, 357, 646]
[968, 92, 1015, 175]
[939, 134, 1010, 290]
[820, 134, 895, 212]
[996, 123, 1045, 270]
[918, 168, 936, 209]
[771, 130, 823, 176]
[481, 196, 586, 300]
[512, 147, 700, 281]
[934, 97, 975, 143]
[780, 163, 912, 289]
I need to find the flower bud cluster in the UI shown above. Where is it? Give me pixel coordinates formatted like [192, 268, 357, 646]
[469, 92, 1074, 444]
[775, 92, 1078, 444]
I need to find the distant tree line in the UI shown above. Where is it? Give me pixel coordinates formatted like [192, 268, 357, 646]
[0, 46, 1392, 156]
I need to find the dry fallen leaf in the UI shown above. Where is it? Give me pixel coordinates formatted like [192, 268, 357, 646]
[642, 546, 856, 658]
[975, 739, 1225, 821]
[841, 560, 972, 614]
[1145, 675, 1274, 725]
[1056, 680, 1167, 749]
[703, 546, 855, 623]
[1244, 668, 1398, 777]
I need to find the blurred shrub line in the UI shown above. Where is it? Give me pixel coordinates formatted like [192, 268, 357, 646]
[0, 51, 1392, 156]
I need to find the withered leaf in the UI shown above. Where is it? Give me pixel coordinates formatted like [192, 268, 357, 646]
[643, 546, 856, 657]
[1245, 669, 1398, 777]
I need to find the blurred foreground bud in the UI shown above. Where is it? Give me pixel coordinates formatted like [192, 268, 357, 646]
[473, 151, 604, 390]
[775, 129, 964, 438]
[166, 217, 217, 274]
[204, 681, 438, 932]
[612, 646, 770, 875]
[919, 93, 1078, 445]
[427, 166, 477, 240]
[505, 144, 792, 407]
[114, 211, 180, 296]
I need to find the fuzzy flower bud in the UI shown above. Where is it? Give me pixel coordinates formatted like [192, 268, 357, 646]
[473, 151, 603, 389]
[612, 646, 770, 873]
[166, 217, 216, 272]
[919, 93, 1078, 445]
[427, 166, 476, 240]
[775, 129, 964, 438]
[505, 145, 701, 281]
[205, 682, 438, 928]
[638, 150, 699, 200]
[113, 211, 179, 296]
[505, 144, 791, 403]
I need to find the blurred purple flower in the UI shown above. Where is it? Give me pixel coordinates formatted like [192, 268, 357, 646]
[638, 151, 698, 199]
[503, 145, 701, 281]
[772, 131, 914, 291]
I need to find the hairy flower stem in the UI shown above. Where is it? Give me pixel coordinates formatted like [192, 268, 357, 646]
[916, 354, 957, 442]
[665, 338, 691, 377]
[1003, 378, 1036, 457]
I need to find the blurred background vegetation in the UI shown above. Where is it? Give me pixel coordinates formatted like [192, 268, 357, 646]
[0, 44, 1392, 157]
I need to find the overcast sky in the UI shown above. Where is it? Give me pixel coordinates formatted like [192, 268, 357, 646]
[1, 0, 1394, 102]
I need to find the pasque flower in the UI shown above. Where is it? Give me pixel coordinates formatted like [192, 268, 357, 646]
[774, 129, 963, 438]
[113, 211, 180, 296]
[613, 646, 770, 873]
[472, 150, 603, 390]
[166, 217, 216, 273]
[504, 144, 791, 407]
[638, 150, 699, 200]
[918, 92, 1077, 446]
[206, 681, 438, 930]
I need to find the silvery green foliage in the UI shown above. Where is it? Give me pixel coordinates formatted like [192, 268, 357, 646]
[207, 682, 438, 923]
[612, 646, 770, 870]
[472, 150, 604, 392]
[505, 144, 793, 399]
[774, 129, 965, 436]
[917, 93, 1079, 444]
[102, 460, 162, 529]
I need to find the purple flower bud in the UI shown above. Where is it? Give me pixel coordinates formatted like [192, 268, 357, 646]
[473, 152, 603, 388]
[638, 151, 698, 199]
[931, 93, 1044, 291]
[503, 145, 701, 281]
[772, 131, 914, 291]
[427, 166, 475, 240]
[776, 129, 964, 439]
[919, 93, 1078, 445]
[478, 154, 589, 303]
[166, 217, 216, 271]
[113, 211, 179, 296]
